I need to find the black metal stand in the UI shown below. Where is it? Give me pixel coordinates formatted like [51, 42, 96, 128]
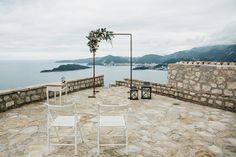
[88, 52, 96, 98]
[141, 82, 152, 99]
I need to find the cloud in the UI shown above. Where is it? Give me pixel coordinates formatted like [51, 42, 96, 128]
[0, 0, 236, 59]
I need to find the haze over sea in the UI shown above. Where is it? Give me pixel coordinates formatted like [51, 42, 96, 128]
[0, 60, 167, 91]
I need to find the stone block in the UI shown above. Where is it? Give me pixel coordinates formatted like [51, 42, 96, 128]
[12, 94, 19, 99]
[6, 101, 14, 108]
[225, 102, 234, 108]
[190, 80, 196, 85]
[211, 89, 222, 95]
[70, 87, 73, 91]
[201, 97, 207, 102]
[3, 95, 10, 101]
[200, 75, 208, 83]
[211, 95, 216, 98]
[216, 77, 225, 84]
[208, 99, 213, 104]
[210, 83, 217, 88]
[36, 89, 42, 94]
[20, 92, 26, 98]
[177, 82, 183, 88]
[195, 72, 201, 77]
[183, 80, 189, 84]
[227, 82, 236, 90]
[164, 90, 169, 94]
[179, 93, 183, 97]
[202, 94, 210, 98]
[176, 74, 183, 81]
[215, 100, 222, 105]
[183, 90, 189, 94]
[0, 103, 6, 110]
[31, 95, 40, 101]
[27, 90, 36, 95]
[213, 70, 219, 75]
[202, 85, 211, 92]
[218, 84, 225, 89]
[171, 70, 177, 75]
[17, 99, 25, 104]
[193, 84, 201, 91]
[26, 97, 31, 103]
[224, 90, 233, 97]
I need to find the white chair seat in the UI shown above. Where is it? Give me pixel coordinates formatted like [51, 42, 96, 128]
[100, 116, 126, 127]
[51, 116, 80, 127]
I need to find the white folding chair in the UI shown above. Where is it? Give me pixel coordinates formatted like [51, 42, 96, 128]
[97, 102, 128, 155]
[46, 83, 67, 104]
[46, 102, 83, 155]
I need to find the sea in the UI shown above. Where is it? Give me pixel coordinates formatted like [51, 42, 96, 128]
[0, 60, 168, 91]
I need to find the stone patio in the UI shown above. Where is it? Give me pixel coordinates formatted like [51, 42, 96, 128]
[0, 86, 236, 157]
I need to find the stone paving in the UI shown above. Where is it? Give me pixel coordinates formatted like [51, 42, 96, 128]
[0, 86, 236, 157]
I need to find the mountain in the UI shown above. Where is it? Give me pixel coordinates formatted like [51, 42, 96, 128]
[134, 54, 164, 64]
[163, 44, 236, 63]
[56, 58, 95, 63]
[88, 55, 129, 65]
[56, 44, 236, 64]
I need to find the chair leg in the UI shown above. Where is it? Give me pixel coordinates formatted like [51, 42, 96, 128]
[125, 127, 128, 155]
[97, 126, 100, 155]
[75, 125, 78, 155]
[78, 123, 84, 142]
[47, 127, 50, 153]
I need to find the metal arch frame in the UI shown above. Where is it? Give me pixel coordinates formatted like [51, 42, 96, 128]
[112, 33, 133, 94]
[89, 33, 133, 99]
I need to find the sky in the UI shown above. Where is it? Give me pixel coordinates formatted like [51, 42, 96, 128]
[0, 0, 236, 60]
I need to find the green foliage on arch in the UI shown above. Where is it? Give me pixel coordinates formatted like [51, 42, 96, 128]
[86, 28, 114, 53]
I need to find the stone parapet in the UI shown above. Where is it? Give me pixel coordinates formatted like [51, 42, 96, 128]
[0, 75, 104, 112]
[176, 61, 236, 66]
[116, 66, 236, 112]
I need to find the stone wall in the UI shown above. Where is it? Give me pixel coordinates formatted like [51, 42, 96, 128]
[116, 61, 236, 112]
[0, 75, 104, 112]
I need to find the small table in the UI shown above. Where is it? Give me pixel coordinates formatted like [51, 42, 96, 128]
[46, 83, 67, 104]
[141, 82, 152, 99]
[130, 86, 138, 100]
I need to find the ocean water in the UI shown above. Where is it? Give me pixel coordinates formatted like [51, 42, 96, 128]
[0, 60, 168, 91]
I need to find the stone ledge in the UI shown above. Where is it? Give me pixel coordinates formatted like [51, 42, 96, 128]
[0, 75, 104, 112]
[175, 61, 236, 66]
[116, 79, 236, 112]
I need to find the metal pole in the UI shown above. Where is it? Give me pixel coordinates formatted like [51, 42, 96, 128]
[93, 51, 96, 96]
[88, 51, 96, 98]
[130, 34, 132, 90]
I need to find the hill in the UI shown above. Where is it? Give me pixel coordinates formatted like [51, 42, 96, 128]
[163, 44, 236, 63]
[40, 64, 90, 73]
[134, 54, 163, 64]
[88, 55, 129, 65]
[56, 44, 236, 64]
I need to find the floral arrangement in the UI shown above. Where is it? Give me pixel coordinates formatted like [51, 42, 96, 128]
[86, 28, 114, 53]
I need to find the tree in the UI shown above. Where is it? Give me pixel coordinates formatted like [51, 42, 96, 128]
[86, 28, 114, 97]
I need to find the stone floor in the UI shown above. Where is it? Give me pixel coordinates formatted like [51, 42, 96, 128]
[0, 86, 236, 157]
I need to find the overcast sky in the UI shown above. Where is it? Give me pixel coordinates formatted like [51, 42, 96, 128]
[0, 0, 236, 60]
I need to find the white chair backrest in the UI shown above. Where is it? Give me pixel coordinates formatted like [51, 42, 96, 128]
[98, 101, 129, 117]
[46, 102, 76, 122]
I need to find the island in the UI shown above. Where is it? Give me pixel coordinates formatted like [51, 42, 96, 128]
[40, 64, 91, 73]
